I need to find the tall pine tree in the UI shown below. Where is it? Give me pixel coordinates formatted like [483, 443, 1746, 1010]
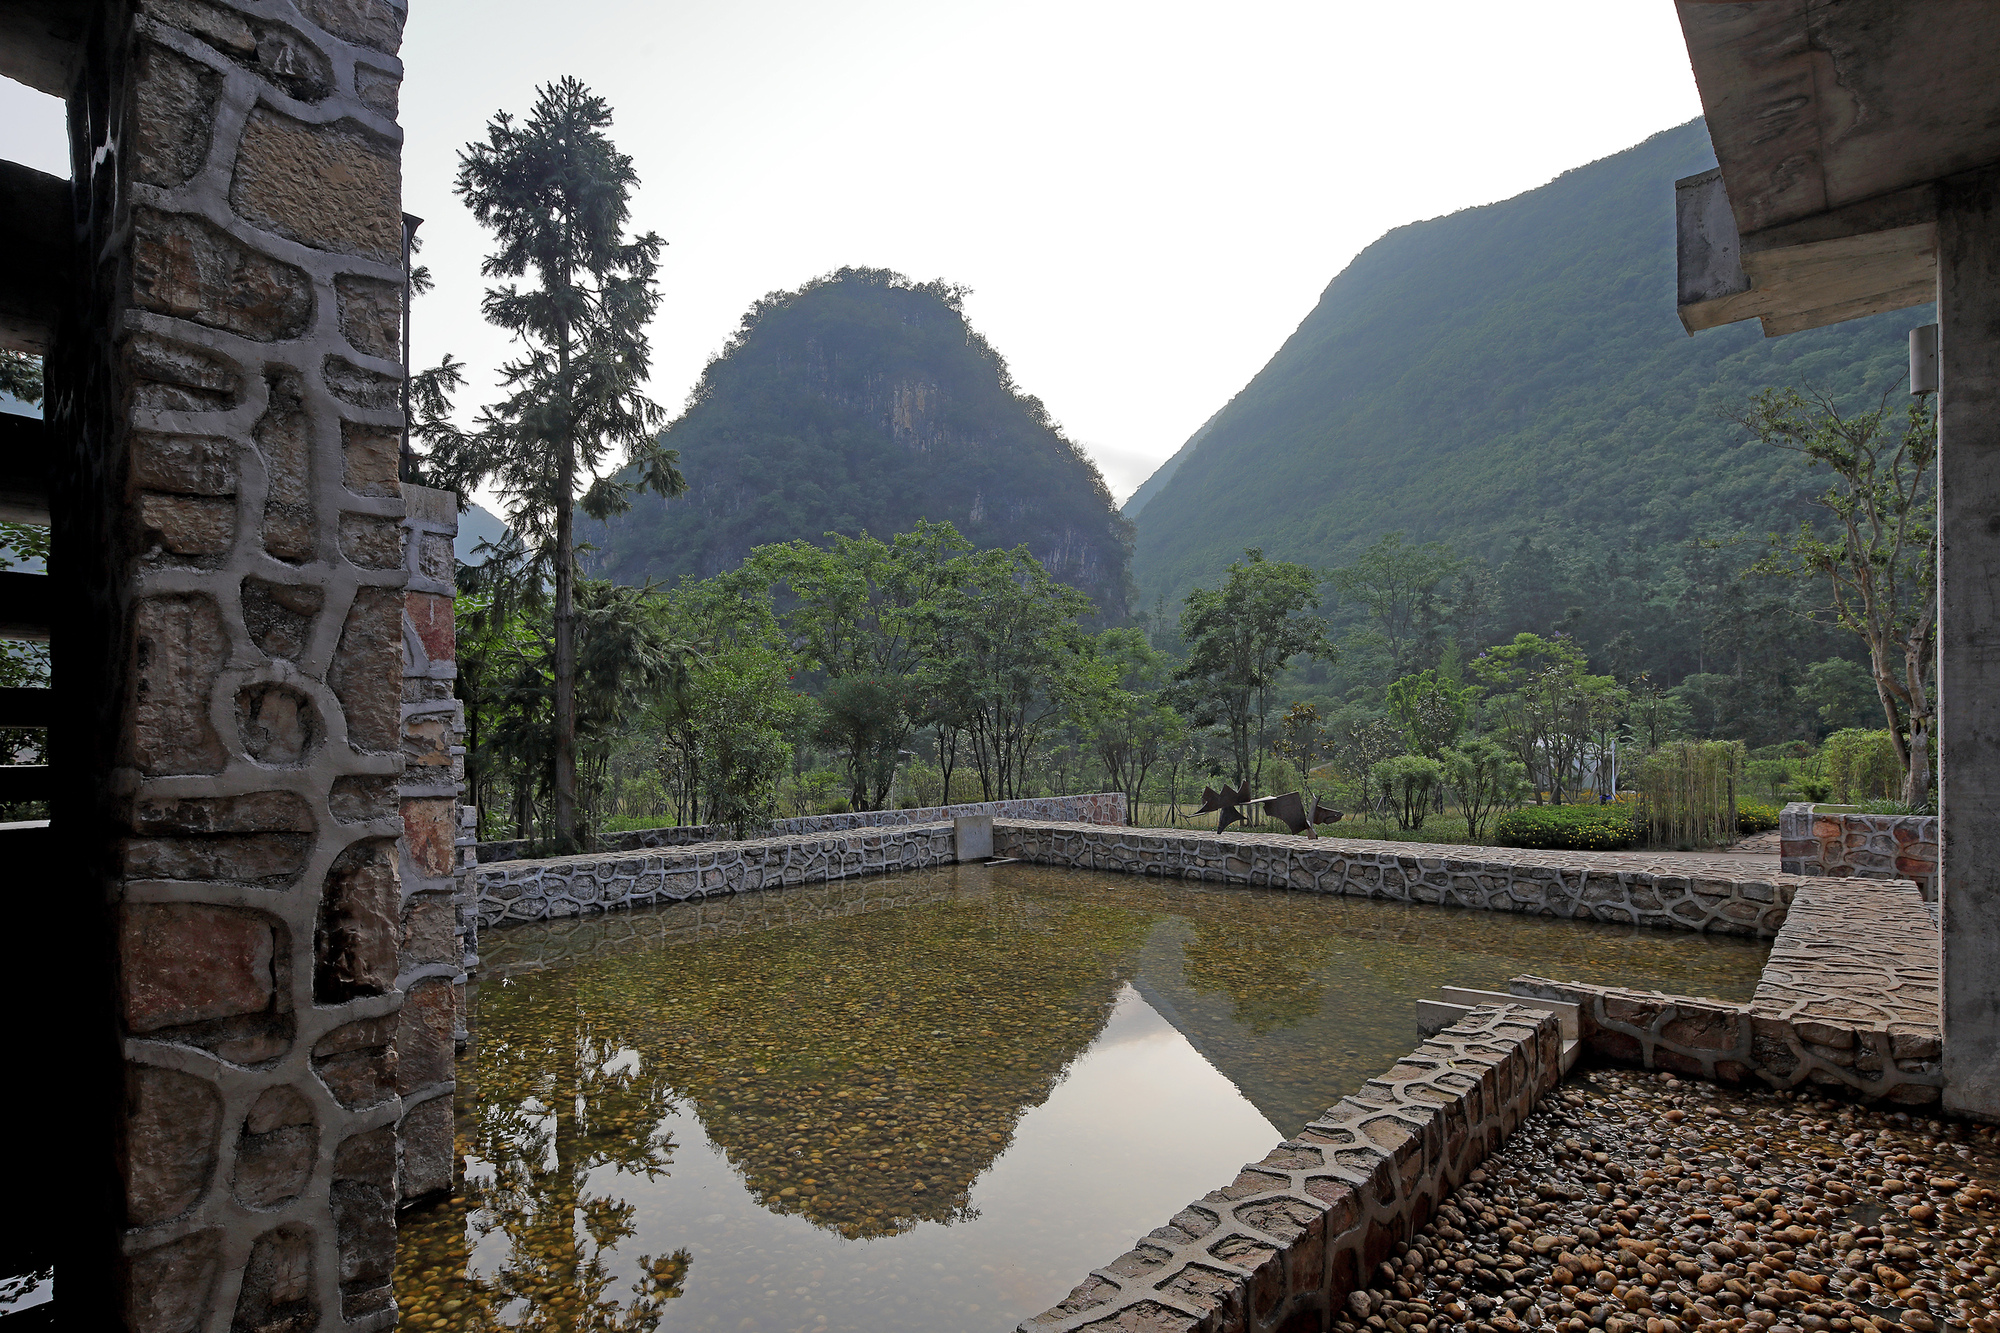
[444, 78, 687, 849]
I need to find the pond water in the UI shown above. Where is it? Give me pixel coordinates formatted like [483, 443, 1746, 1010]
[396, 862, 1770, 1333]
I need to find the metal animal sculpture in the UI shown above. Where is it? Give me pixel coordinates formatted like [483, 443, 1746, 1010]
[1194, 783, 1253, 831]
[1261, 791, 1346, 837]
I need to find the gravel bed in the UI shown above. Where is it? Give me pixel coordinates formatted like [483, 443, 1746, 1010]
[1335, 1069, 2000, 1333]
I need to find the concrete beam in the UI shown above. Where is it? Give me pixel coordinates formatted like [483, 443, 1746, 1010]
[1677, 1, 2000, 236]
[0, 0, 85, 97]
[1938, 165, 2000, 1123]
[1678, 169, 1938, 337]
[0, 160, 70, 355]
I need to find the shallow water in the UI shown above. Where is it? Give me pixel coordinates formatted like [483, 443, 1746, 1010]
[396, 862, 1771, 1332]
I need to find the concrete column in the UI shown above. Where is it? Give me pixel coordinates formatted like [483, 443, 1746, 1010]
[1938, 165, 2000, 1122]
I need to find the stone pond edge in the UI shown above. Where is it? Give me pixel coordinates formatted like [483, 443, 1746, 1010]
[1018, 1005, 1567, 1333]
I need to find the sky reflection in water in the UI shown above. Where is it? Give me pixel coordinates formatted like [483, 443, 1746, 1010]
[396, 862, 1770, 1332]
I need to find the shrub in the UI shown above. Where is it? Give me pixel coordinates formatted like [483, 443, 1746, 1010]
[1494, 803, 1640, 851]
[1848, 797, 1934, 816]
[1370, 754, 1445, 831]
[1797, 776, 1832, 802]
[1736, 801, 1780, 835]
[1821, 728, 1902, 803]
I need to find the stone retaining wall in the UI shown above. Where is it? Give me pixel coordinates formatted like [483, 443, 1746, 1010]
[475, 868, 962, 979]
[471, 823, 959, 929]
[1779, 801, 1938, 899]
[467, 792, 1126, 863]
[992, 822, 1800, 937]
[1022, 1005, 1564, 1333]
[468, 817, 1816, 943]
[1510, 872, 1942, 1104]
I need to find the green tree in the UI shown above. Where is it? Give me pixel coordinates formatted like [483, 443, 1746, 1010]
[1326, 532, 1467, 677]
[444, 79, 688, 851]
[1740, 387, 1936, 804]
[1384, 669, 1473, 758]
[811, 676, 913, 813]
[1796, 657, 1881, 733]
[1473, 632, 1626, 803]
[1173, 550, 1331, 788]
[923, 546, 1098, 800]
[645, 572, 807, 834]
[1439, 738, 1526, 841]
[750, 521, 971, 809]
[1081, 628, 1185, 824]
[1370, 754, 1444, 831]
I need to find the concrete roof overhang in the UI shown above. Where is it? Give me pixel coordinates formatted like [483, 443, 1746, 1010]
[1673, 0, 2000, 337]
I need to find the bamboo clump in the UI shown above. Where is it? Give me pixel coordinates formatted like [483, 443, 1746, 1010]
[1638, 740, 1742, 850]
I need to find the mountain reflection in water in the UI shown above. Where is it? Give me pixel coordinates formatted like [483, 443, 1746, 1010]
[396, 862, 1769, 1332]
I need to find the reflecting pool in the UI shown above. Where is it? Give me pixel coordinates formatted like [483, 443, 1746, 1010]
[396, 862, 1771, 1332]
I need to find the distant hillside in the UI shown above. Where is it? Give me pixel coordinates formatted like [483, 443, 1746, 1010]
[1130, 118, 1924, 606]
[454, 502, 510, 566]
[589, 269, 1134, 615]
[1121, 406, 1221, 520]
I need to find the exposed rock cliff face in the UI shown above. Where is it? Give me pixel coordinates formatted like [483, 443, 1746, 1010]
[588, 268, 1133, 615]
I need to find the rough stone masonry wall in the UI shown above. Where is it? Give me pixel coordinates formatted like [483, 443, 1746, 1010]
[396, 483, 462, 1204]
[468, 791, 1127, 864]
[1780, 800, 1939, 900]
[71, 2, 419, 1329]
[992, 822, 1800, 937]
[1022, 1006, 1564, 1333]
[472, 823, 958, 930]
[1512, 877, 1943, 1105]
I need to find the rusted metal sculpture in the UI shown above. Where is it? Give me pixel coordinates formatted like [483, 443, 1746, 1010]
[1262, 791, 1345, 837]
[1195, 785, 1343, 836]
[1195, 783, 1253, 830]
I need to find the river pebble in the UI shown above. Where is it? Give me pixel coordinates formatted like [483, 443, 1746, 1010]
[1334, 1069, 2000, 1333]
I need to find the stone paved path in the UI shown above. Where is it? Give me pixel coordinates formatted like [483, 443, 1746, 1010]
[1754, 876, 1940, 1035]
[1242, 831, 1785, 878]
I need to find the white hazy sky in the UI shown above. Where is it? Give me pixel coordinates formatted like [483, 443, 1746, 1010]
[0, 1, 1702, 502]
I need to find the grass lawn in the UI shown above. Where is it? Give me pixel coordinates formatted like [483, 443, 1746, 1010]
[1128, 802, 1498, 847]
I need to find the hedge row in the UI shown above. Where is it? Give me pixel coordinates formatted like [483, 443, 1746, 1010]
[1493, 803, 1641, 851]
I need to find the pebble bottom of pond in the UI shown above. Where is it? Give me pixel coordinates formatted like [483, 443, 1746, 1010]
[395, 862, 1772, 1333]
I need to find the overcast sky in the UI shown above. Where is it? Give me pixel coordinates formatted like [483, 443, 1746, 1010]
[1, 1, 1702, 502]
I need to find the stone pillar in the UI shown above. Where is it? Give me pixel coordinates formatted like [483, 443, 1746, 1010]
[52, 0, 417, 1325]
[1937, 164, 2000, 1122]
[396, 482, 463, 1202]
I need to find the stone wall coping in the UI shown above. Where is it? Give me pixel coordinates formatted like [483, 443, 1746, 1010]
[468, 792, 1127, 864]
[1021, 1004, 1564, 1333]
[470, 820, 959, 875]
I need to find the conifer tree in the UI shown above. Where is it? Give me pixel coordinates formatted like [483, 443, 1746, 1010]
[445, 78, 687, 850]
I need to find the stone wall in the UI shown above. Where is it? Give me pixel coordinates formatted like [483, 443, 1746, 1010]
[395, 483, 462, 1203]
[476, 868, 963, 980]
[1779, 800, 1938, 900]
[1512, 876, 1942, 1104]
[472, 823, 959, 929]
[991, 822, 1800, 937]
[1022, 1005, 1564, 1333]
[467, 791, 1127, 864]
[54, 1, 418, 1327]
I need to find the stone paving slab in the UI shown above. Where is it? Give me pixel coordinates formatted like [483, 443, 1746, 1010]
[1753, 874, 1939, 1033]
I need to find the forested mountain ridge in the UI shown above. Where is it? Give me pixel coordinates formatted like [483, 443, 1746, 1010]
[1129, 118, 1924, 611]
[588, 268, 1134, 615]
